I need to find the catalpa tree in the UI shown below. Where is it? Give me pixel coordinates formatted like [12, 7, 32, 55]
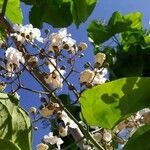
[0, 0, 150, 150]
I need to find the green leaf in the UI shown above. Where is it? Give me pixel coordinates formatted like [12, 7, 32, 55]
[123, 125, 150, 150]
[0, 139, 21, 150]
[80, 77, 150, 129]
[87, 12, 142, 44]
[70, 0, 97, 27]
[29, 0, 72, 28]
[0, 0, 23, 24]
[0, 92, 32, 150]
[26, 0, 97, 27]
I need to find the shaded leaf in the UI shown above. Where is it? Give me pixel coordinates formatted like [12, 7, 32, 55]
[59, 94, 80, 120]
[123, 125, 150, 150]
[70, 0, 97, 27]
[0, 139, 21, 150]
[29, 0, 72, 28]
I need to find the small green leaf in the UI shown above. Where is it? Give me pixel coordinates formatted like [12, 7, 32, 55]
[0, 92, 32, 150]
[87, 12, 142, 44]
[0, 0, 23, 24]
[123, 125, 150, 150]
[80, 77, 150, 129]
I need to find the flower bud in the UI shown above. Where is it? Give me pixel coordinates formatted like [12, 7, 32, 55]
[28, 56, 38, 67]
[36, 143, 49, 150]
[29, 107, 37, 114]
[78, 42, 88, 51]
[59, 126, 68, 137]
[103, 131, 112, 142]
[95, 52, 106, 66]
[40, 107, 54, 118]
[0, 82, 6, 91]
[93, 132, 102, 143]
[80, 69, 94, 84]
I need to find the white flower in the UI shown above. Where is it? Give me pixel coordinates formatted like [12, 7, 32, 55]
[103, 131, 112, 142]
[80, 69, 95, 84]
[43, 132, 63, 150]
[80, 68, 109, 86]
[12, 24, 43, 43]
[95, 52, 106, 66]
[62, 36, 77, 53]
[44, 69, 65, 89]
[48, 28, 78, 54]
[60, 111, 77, 128]
[48, 28, 68, 52]
[36, 143, 49, 150]
[92, 68, 109, 85]
[5, 47, 25, 66]
[5, 47, 25, 77]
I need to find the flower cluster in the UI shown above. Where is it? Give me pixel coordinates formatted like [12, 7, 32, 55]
[5, 47, 25, 77]
[11, 24, 43, 43]
[47, 28, 87, 54]
[80, 52, 109, 87]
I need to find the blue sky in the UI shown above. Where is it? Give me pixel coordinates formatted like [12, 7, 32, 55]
[19, 1, 150, 149]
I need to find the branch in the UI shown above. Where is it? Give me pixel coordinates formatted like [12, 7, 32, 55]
[1, 0, 8, 16]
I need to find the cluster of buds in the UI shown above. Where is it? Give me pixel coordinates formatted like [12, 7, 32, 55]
[80, 52, 109, 87]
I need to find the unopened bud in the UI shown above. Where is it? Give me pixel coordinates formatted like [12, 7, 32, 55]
[30, 107, 37, 114]
[78, 42, 88, 51]
[40, 107, 54, 118]
[59, 126, 68, 137]
[95, 52, 106, 67]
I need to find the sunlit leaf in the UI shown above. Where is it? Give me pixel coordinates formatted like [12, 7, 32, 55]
[80, 77, 150, 129]
[0, 0, 23, 24]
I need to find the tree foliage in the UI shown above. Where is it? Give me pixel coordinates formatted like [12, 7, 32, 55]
[0, 0, 149, 150]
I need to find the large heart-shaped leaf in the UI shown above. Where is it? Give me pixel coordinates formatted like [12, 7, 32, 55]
[0, 92, 32, 150]
[80, 77, 150, 129]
